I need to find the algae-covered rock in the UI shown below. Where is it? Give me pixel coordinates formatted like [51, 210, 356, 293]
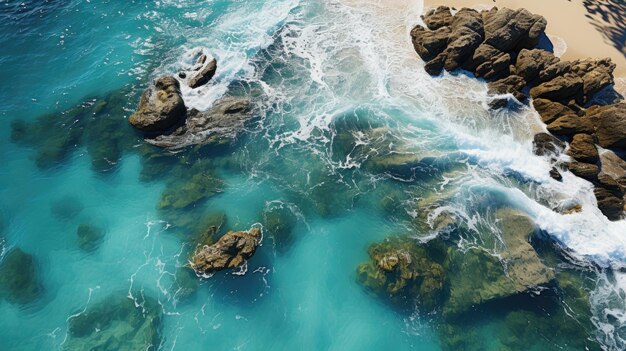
[357, 236, 446, 309]
[173, 267, 200, 301]
[76, 224, 104, 252]
[262, 203, 298, 252]
[158, 173, 223, 210]
[190, 227, 262, 275]
[64, 293, 162, 351]
[0, 248, 43, 305]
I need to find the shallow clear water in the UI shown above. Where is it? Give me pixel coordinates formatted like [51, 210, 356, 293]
[0, 0, 625, 350]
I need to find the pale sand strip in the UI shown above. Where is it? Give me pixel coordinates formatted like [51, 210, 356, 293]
[424, 0, 626, 79]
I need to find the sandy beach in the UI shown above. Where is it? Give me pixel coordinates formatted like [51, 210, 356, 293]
[423, 0, 626, 79]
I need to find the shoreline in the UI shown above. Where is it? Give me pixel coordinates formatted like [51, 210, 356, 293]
[423, 0, 626, 82]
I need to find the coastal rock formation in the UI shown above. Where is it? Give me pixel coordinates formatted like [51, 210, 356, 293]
[190, 227, 261, 275]
[147, 96, 252, 149]
[411, 6, 626, 220]
[128, 76, 186, 133]
[64, 294, 162, 351]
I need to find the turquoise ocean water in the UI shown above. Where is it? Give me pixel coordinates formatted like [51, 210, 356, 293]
[0, 0, 625, 350]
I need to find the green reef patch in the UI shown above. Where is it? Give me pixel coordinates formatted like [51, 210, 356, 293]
[64, 293, 162, 351]
[0, 248, 44, 305]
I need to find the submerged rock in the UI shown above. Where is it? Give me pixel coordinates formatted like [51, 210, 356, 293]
[262, 204, 298, 252]
[190, 227, 262, 275]
[64, 294, 162, 351]
[76, 224, 104, 252]
[0, 248, 43, 305]
[128, 76, 186, 134]
[50, 195, 84, 221]
[487, 75, 526, 108]
[147, 96, 252, 150]
[158, 173, 223, 210]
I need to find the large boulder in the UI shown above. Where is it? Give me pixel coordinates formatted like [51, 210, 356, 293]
[530, 73, 584, 103]
[569, 58, 616, 103]
[567, 134, 599, 164]
[482, 8, 547, 52]
[599, 150, 626, 187]
[587, 103, 626, 149]
[546, 115, 594, 136]
[190, 227, 262, 275]
[411, 25, 451, 62]
[468, 43, 511, 80]
[515, 49, 559, 83]
[532, 98, 577, 124]
[567, 161, 600, 181]
[148, 96, 252, 149]
[128, 76, 186, 134]
[594, 187, 624, 221]
[422, 6, 453, 30]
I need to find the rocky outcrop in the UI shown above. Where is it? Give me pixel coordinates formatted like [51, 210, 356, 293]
[412, 6, 625, 220]
[533, 132, 565, 157]
[147, 96, 252, 150]
[128, 76, 186, 134]
[190, 227, 261, 275]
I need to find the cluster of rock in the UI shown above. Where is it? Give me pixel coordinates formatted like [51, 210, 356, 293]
[412, 6, 626, 220]
[128, 54, 253, 149]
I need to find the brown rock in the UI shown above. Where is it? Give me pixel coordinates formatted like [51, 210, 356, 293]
[599, 150, 626, 185]
[188, 57, 217, 89]
[515, 49, 559, 83]
[594, 187, 624, 221]
[190, 227, 261, 275]
[570, 58, 616, 102]
[422, 6, 453, 30]
[568, 161, 599, 181]
[530, 73, 584, 102]
[470, 44, 511, 80]
[588, 103, 626, 150]
[546, 115, 594, 136]
[532, 98, 577, 124]
[128, 76, 186, 134]
[487, 75, 527, 108]
[483, 8, 547, 51]
[567, 134, 599, 164]
[538, 61, 571, 82]
[533, 132, 565, 157]
[410, 25, 451, 61]
[424, 54, 446, 75]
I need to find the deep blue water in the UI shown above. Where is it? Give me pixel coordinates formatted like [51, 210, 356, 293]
[0, 0, 625, 350]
